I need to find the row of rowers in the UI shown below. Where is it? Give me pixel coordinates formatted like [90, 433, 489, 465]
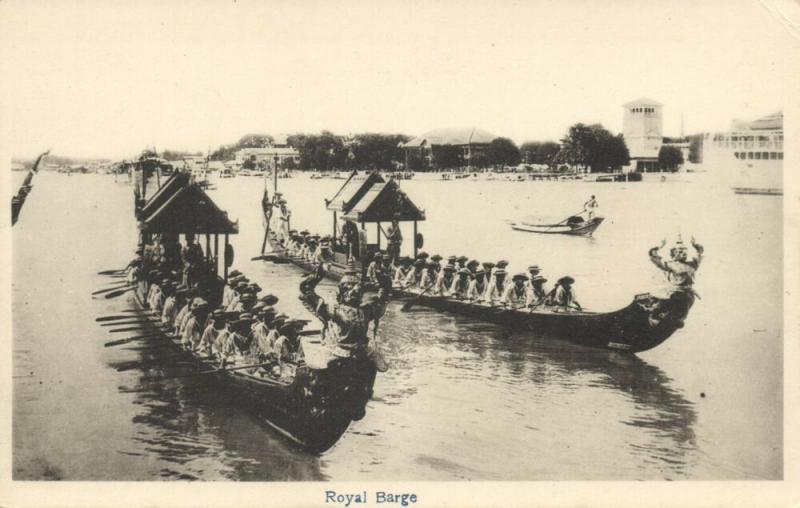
[144, 269, 309, 371]
[380, 253, 582, 311]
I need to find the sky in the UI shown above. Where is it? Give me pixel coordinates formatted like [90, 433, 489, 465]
[1, 0, 798, 159]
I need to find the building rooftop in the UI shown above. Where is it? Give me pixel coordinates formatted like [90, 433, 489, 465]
[403, 127, 497, 147]
[624, 97, 663, 107]
[732, 111, 782, 131]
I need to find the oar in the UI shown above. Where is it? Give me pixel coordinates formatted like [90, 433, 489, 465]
[100, 319, 160, 327]
[108, 325, 162, 333]
[542, 208, 586, 232]
[98, 269, 125, 275]
[104, 286, 135, 299]
[141, 361, 274, 383]
[96, 314, 150, 322]
[401, 286, 434, 311]
[105, 333, 163, 347]
[92, 284, 131, 296]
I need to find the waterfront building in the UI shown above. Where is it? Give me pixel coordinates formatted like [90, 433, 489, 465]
[234, 146, 300, 169]
[703, 112, 783, 166]
[622, 97, 663, 172]
[702, 111, 783, 192]
[402, 127, 496, 169]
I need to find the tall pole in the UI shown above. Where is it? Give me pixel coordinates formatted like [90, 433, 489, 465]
[413, 220, 418, 258]
[273, 153, 279, 195]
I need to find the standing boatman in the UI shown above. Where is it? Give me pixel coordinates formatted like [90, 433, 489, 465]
[583, 195, 599, 221]
[385, 213, 403, 264]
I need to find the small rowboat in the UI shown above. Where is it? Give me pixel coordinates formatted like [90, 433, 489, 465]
[510, 216, 604, 236]
[266, 237, 694, 354]
[128, 285, 377, 454]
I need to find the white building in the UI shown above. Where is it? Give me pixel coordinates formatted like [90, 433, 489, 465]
[234, 147, 300, 169]
[622, 97, 663, 172]
[702, 111, 783, 192]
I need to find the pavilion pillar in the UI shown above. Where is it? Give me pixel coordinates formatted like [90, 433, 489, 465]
[333, 211, 337, 248]
[413, 220, 418, 258]
[214, 234, 219, 276]
[223, 234, 229, 281]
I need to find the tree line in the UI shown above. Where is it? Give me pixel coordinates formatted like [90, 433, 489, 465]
[204, 123, 695, 173]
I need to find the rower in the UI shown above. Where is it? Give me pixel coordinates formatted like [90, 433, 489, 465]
[172, 288, 194, 335]
[434, 265, 456, 296]
[403, 258, 426, 289]
[393, 257, 413, 286]
[200, 309, 226, 355]
[485, 268, 508, 305]
[503, 273, 529, 308]
[455, 256, 469, 270]
[467, 269, 487, 302]
[225, 280, 249, 311]
[250, 306, 277, 357]
[213, 313, 235, 361]
[419, 261, 437, 292]
[430, 254, 443, 273]
[450, 267, 472, 299]
[179, 295, 204, 338]
[416, 251, 429, 262]
[319, 237, 334, 263]
[524, 265, 542, 297]
[145, 270, 162, 309]
[182, 299, 210, 350]
[274, 320, 303, 366]
[305, 236, 319, 261]
[481, 262, 495, 279]
[223, 271, 242, 307]
[527, 275, 548, 307]
[493, 260, 509, 279]
[160, 282, 179, 325]
[466, 259, 480, 274]
[549, 276, 582, 311]
[446, 255, 457, 268]
[366, 252, 383, 285]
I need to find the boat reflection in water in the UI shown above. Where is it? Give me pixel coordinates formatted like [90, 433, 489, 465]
[115, 363, 325, 481]
[374, 304, 698, 479]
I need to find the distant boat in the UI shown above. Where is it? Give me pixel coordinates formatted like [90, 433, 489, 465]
[732, 187, 782, 196]
[510, 215, 604, 236]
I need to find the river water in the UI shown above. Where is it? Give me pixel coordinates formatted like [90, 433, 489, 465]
[12, 171, 782, 480]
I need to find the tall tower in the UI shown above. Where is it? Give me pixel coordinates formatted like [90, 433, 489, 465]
[622, 97, 663, 172]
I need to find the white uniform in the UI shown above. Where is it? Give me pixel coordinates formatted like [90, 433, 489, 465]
[449, 277, 470, 299]
[433, 272, 454, 296]
[502, 284, 527, 308]
[161, 296, 177, 325]
[403, 268, 423, 289]
[466, 278, 487, 301]
[485, 279, 507, 304]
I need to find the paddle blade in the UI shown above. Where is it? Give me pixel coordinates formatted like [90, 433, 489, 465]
[98, 269, 124, 275]
[104, 334, 162, 347]
[92, 284, 130, 295]
[104, 286, 135, 299]
[100, 319, 159, 327]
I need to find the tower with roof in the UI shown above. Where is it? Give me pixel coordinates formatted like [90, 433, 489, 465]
[623, 97, 663, 172]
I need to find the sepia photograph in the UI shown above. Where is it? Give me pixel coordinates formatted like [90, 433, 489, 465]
[1, 0, 798, 506]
